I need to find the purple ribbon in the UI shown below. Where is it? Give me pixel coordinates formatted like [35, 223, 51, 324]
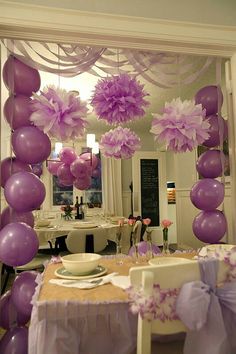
[176, 258, 236, 354]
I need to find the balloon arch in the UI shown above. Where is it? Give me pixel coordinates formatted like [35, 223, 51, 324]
[0, 55, 228, 351]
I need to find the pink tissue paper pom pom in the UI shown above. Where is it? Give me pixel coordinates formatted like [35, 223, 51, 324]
[91, 73, 150, 125]
[150, 98, 209, 153]
[99, 126, 141, 159]
[30, 86, 89, 142]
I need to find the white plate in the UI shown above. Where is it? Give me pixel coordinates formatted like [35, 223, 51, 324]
[55, 265, 107, 280]
[149, 257, 194, 266]
[73, 223, 98, 229]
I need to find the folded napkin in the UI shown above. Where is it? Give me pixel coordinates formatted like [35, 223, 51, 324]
[50, 272, 118, 289]
[110, 275, 131, 290]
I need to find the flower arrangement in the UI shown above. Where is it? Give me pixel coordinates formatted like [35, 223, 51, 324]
[99, 126, 141, 159]
[91, 73, 150, 125]
[61, 205, 74, 220]
[30, 86, 88, 141]
[161, 219, 173, 254]
[150, 98, 209, 153]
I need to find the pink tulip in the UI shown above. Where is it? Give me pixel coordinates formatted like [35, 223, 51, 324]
[161, 219, 173, 228]
[143, 218, 151, 226]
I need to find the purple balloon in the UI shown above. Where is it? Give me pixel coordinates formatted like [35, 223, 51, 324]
[203, 115, 228, 148]
[4, 171, 46, 212]
[12, 126, 51, 164]
[11, 271, 38, 317]
[0, 222, 39, 267]
[190, 178, 224, 211]
[193, 210, 227, 243]
[196, 149, 226, 178]
[80, 152, 98, 171]
[0, 291, 30, 329]
[3, 55, 41, 96]
[57, 163, 75, 186]
[70, 158, 90, 179]
[195, 85, 223, 116]
[0, 326, 28, 354]
[73, 175, 91, 190]
[0, 156, 32, 188]
[59, 147, 77, 165]
[1, 206, 34, 229]
[128, 241, 161, 256]
[3, 94, 33, 129]
[47, 160, 63, 175]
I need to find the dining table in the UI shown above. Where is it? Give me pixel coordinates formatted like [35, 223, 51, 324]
[35, 219, 131, 254]
[28, 253, 196, 354]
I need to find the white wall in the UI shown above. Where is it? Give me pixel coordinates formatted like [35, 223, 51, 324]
[3, 0, 236, 26]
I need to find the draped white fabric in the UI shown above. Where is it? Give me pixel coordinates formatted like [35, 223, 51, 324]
[101, 156, 123, 216]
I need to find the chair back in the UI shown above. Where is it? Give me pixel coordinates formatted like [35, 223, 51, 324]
[66, 228, 108, 253]
[129, 258, 228, 354]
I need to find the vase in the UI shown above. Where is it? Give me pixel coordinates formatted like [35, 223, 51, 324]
[116, 230, 123, 265]
[162, 228, 170, 254]
[146, 230, 154, 260]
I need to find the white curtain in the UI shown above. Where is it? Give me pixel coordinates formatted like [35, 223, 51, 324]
[101, 156, 123, 216]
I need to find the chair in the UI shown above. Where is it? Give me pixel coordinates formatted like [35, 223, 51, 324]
[129, 258, 229, 354]
[66, 228, 108, 254]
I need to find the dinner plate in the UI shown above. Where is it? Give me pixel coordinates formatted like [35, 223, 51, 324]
[73, 223, 98, 229]
[149, 257, 194, 266]
[55, 265, 107, 280]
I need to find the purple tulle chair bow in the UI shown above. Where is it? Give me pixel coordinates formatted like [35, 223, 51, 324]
[176, 258, 236, 354]
[128, 241, 161, 256]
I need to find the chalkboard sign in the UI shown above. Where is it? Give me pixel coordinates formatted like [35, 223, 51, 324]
[140, 159, 159, 226]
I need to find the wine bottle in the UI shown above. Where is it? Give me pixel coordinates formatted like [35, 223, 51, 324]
[75, 196, 80, 219]
[79, 196, 85, 220]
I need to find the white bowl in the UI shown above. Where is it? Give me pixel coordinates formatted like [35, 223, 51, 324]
[61, 253, 102, 275]
[36, 219, 51, 227]
[149, 257, 195, 266]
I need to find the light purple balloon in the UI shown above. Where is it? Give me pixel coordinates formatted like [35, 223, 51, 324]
[203, 115, 228, 148]
[1, 206, 34, 229]
[195, 85, 223, 116]
[190, 178, 224, 211]
[193, 210, 227, 243]
[3, 55, 41, 96]
[59, 147, 77, 165]
[0, 156, 32, 188]
[11, 271, 38, 317]
[196, 149, 226, 178]
[47, 160, 63, 175]
[0, 290, 30, 330]
[80, 152, 98, 171]
[0, 222, 39, 267]
[57, 163, 75, 186]
[73, 175, 91, 190]
[12, 126, 51, 164]
[3, 94, 33, 129]
[70, 158, 90, 179]
[128, 241, 161, 256]
[0, 326, 28, 354]
[4, 171, 46, 212]
[31, 163, 43, 177]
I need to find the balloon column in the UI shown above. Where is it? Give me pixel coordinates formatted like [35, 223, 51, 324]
[47, 147, 101, 190]
[0, 56, 50, 350]
[190, 85, 228, 244]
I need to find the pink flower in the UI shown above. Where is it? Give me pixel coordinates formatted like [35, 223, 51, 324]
[118, 219, 124, 226]
[143, 218, 151, 226]
[128, 219, 136, 227]
[161, 219, 173, 229]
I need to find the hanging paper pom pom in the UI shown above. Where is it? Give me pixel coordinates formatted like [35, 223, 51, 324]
[30, 86, 88, 141]
[100, 126, 141, 159]
[150, 98, 209, 153]
[91, 73, 149, 125]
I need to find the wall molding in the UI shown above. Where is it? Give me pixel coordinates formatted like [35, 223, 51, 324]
[0, 1, 236, 56]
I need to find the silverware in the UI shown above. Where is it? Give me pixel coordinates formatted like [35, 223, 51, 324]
[61, 278, 103, 285]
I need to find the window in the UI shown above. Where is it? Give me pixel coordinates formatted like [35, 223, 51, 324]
[52, 175, 73, 206]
